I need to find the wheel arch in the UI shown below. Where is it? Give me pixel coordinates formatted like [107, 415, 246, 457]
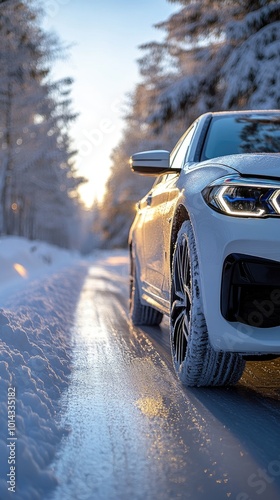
[170, 204, 190, 270]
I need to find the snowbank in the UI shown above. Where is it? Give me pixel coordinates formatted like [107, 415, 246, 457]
[0, 237, 87, 500]
[0, 237, 80, 300]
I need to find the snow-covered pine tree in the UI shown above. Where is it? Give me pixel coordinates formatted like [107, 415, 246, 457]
[24, 75, 84, 247]
[144, 0, 280, 128]
[0, 0, 83, 247]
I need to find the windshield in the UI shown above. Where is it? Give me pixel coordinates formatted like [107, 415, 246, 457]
[201, 114, 280, 161]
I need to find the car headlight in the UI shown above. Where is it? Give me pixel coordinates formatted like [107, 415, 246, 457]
[203, 175, 280, 217]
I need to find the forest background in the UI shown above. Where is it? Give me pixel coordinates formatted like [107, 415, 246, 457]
[0, 0, 280, 250]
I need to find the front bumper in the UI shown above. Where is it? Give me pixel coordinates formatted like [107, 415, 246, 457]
[192, 203, 280, 353]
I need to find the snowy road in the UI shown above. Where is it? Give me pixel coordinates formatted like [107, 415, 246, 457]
[47, 252, 280, 500]
[1, 243, 280, 499]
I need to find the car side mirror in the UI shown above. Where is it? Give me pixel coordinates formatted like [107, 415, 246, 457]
[130, 150, 178, 176]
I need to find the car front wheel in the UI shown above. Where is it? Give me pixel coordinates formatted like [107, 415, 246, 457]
[170, 220, 245, 387]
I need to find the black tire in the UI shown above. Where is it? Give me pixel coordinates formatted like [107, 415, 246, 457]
[130, 251, 163, 326]
[170, 220, 245, 387]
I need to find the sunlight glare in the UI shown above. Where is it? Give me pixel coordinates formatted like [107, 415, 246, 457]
[13, 263, 28, 278]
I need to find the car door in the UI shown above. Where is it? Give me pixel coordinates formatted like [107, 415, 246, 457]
[140, 174, 170, 293]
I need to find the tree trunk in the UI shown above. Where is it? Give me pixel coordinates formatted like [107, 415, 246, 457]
[0, 82, 13, 235]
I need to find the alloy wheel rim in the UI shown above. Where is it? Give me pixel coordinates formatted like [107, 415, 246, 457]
[171, 236, 191, 366]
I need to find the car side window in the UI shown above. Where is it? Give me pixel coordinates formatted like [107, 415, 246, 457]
[170, 125, 196, 169]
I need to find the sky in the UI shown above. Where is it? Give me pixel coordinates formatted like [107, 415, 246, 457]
[43, 0, 178, 207]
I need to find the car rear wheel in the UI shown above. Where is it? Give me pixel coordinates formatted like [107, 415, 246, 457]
[130, 251, 163, 326]
[170, 221, 245, 387]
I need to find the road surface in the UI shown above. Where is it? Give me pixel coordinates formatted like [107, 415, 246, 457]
[48, 251, 280, 500]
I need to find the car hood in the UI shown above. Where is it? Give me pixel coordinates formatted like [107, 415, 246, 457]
[208, 153, 280, 179]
